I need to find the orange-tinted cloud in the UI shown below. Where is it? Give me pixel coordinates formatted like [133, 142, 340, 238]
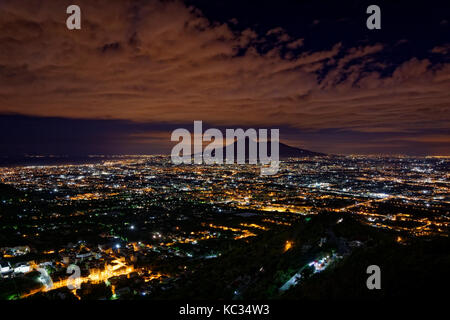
[0, 0, 449, 155]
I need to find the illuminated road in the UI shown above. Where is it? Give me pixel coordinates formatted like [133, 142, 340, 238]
[20, 258, 162, 299]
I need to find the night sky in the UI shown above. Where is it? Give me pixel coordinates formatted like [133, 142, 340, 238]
[0, 0, 449, 156]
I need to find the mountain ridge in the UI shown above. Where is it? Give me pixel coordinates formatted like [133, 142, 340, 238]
[195, 139, 326, 159]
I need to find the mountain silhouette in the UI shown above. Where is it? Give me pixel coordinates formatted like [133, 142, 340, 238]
[194, 139, 325, 161]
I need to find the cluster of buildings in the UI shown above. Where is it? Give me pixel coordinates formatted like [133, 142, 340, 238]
[0, 154, 448, 299]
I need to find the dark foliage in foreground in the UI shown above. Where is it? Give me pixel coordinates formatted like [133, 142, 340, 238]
[155, 213, 450, 300]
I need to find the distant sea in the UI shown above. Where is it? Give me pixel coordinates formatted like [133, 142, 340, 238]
[0, 155, 116, 167]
